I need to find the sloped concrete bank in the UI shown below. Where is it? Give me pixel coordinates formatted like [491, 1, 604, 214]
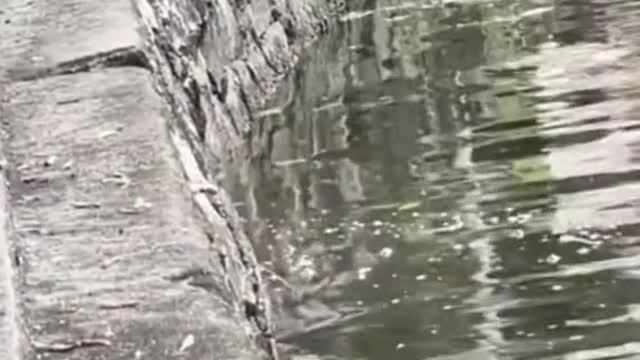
[0, 0, 342, 359]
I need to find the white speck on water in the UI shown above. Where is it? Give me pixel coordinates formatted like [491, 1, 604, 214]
[372, 220, 384, 227]
[598, 303, 607, 308]
[416, 274, 428, 281]
[373, 229, 382, 236]
[379, 247, 393, 258]
[546, 253, 562, 264]
[547, 324, 559, 330]
[323, 227, 339, 235]
[357, 267, 372, 280]
[551, 284, 564, 291]
[430, 328, 439, 335]
[396, 343, 406, 350]
[453, 243, 465, 252]
[373, 283, 380, 289]
[577, 247, 591, 255]
[391, 298, 401, 305]
[510, 229, 525, 239]
[391, 273, 398, 278]
[569, 335, 585, 341]
[443, 305, 453, 311]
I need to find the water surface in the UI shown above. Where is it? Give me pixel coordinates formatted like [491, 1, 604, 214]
[233, 0, 640, 358]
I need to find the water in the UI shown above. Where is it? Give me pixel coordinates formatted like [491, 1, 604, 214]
[232, 0, 640, 359]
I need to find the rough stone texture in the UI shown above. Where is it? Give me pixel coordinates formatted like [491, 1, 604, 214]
[133, 0, 342, 355]
[0, 0, 338, 359]
[3, 68, 261, 360]
[0, 0, 146, 82]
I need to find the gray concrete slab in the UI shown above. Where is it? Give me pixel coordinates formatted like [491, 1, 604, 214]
[0, 0, 143, 81]
[1, 68, 261, 360]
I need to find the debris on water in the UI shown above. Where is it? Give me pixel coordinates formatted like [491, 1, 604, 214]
[391, 298, 401, 305]
[178, 334, 195, 353]
[416, 274, 428, 281]
[510, 229, 526, 239]
[443, 305, 453, 311]
[546, 253, 562, 264]
[323, 227, 339, 235]
[397, 201, 420, 212]
[452, 243, 465, 252]
[379, 247, 393, 258]
[577, 247, 591, 255]
[559, 234, 600, 247]
[551, 284, 564, 292]
[358, 267, 372, 280]
[396, 343, 406, 350]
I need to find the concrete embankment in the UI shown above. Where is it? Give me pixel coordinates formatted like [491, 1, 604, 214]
[0, 0, 340, 359]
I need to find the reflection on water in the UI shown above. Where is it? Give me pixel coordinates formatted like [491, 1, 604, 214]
[232, 0, 640, 359]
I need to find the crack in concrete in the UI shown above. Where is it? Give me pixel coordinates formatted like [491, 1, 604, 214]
[8, 46, 150, 82]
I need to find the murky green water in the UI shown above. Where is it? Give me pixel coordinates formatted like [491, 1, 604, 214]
[233, 0, 640, 358]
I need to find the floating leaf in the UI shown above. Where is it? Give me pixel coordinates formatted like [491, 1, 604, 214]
[397, 201, 421, 212]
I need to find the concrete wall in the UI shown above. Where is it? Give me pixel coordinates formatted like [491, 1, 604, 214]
[0, 0, 340, 359]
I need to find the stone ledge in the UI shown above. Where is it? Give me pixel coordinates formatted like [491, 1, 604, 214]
[2, 67, 262, 360]
[0, 0, 145, 82]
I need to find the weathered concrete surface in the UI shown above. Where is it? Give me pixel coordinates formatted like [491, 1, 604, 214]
[0, 0, 146, 81]
[0, 0, 340, 359]
[3, 68, 262, 360]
